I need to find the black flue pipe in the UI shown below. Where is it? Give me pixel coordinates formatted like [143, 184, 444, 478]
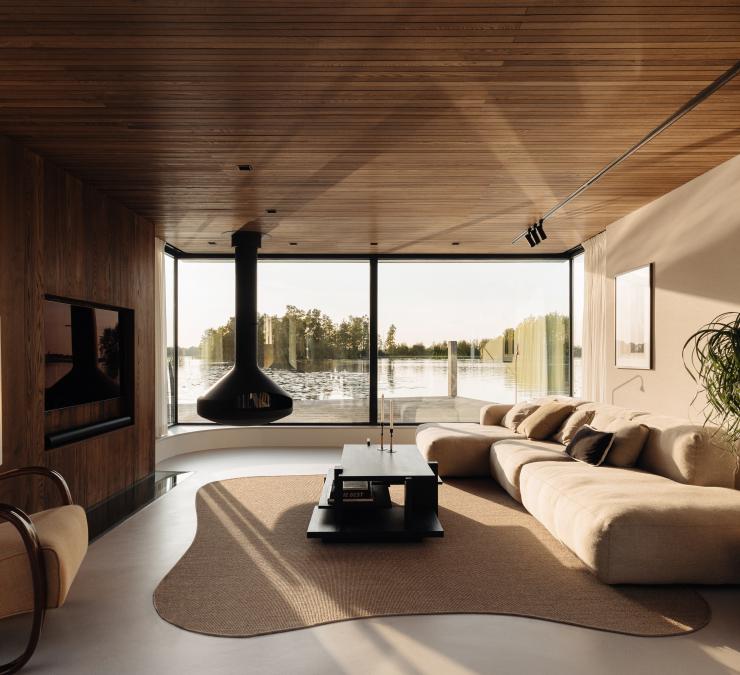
[196, 230, 293, 425]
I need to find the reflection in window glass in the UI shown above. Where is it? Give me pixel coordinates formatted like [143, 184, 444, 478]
[258, 261, 370, 423]
[177, 260, 235, 423]
[378, 261, 570, 423]
[164, 254, 176, 424]
[571, 253, 585, 397]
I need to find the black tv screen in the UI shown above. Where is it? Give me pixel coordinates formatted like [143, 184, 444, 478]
[44, 298, 124, 411]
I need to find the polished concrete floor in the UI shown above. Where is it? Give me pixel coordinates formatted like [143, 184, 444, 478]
[2, 447, 740, 675]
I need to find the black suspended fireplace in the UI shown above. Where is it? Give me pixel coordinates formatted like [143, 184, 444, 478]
[196, 231, 293, 424]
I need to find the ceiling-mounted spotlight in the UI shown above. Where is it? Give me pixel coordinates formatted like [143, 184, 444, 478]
[534, 219, 547, 241]
[528, 223, 541, 246]
[512, 218, 546, 247]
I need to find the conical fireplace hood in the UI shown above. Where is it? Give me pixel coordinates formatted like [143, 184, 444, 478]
[196, 231, 293, 425]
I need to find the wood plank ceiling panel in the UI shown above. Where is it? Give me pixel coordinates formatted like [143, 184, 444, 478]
[0, 1, 738, 253]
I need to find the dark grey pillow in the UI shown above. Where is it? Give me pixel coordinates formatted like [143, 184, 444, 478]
[565, 425, 615, 466]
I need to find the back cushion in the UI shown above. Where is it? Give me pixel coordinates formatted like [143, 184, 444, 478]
[581, 403, 645, 429]
[636, 415, 738, 488]
[603, 419, 650, 467]
[518, 401, 575, 440]
[552, 409, 595, 445]
[530, 395, 590, 408]
[502, 402, 540, 432]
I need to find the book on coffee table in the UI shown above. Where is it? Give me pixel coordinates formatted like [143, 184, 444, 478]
[329, 479, 373, 504]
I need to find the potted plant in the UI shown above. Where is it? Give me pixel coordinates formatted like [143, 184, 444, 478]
[683, 312, 740, 456]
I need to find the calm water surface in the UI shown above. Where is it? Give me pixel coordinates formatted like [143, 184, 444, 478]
[176, 357, 577, 405]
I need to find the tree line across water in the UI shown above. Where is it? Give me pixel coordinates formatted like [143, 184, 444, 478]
[187, 305, 566, 370]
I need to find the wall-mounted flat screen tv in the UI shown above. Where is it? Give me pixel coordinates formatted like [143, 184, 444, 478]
[44, 298, 129, 411]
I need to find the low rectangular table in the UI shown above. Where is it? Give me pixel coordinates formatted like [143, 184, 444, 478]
[307, 444, 444, 542]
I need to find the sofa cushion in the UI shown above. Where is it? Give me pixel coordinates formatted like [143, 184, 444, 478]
[0, 505, 88, 618]
[501, 402, 540, 432]
[416, 422, 521, 477]
[529, 395, 590, 408]
[518, 401, 575, 440]
[479, 403, 514, 427]
[603, 419, 650, 468]
[519, 461, 740, 584]
[635, 415, 738, 488]
[490, 439, 572, 502]
[565, 425, 615, 466]
[552, 408, 595, 445]
[579, 402, 645, 429]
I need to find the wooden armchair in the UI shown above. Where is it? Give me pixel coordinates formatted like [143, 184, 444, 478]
[0, 467, 88, 674]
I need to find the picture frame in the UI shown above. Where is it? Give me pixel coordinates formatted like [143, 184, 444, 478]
[615, 263, 653, 370]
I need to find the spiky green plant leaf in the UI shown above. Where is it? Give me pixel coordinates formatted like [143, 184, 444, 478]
[683, 312, 740, 456]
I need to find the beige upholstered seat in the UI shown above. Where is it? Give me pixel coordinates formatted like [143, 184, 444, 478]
[0, 504, 88, 618]
[519, 461, 740, 584]
[416, 422, 521, 477]
[635, 414, 738, 489]
[490, 439, 573, 503]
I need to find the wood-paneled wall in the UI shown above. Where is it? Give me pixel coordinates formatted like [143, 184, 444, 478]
[0, 134, 155, 513]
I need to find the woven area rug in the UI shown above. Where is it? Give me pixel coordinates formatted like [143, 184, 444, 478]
[153, 476, 709, 637]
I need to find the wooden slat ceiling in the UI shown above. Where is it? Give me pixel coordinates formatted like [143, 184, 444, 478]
[0, 1, 739, 254]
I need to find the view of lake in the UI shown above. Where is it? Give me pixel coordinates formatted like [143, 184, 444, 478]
[176, 356, 579, 416]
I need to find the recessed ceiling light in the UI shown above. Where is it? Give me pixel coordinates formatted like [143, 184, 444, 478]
[451, 242, 460, 246]
[266, 208, 277, 214]
[237, 164, 253, 172]
[370, 242, 378, 246]
[289, 242, 298, 246]
[207, 241, 217, 245]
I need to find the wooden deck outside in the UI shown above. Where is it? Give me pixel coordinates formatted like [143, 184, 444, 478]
[177, 396, 493, 425]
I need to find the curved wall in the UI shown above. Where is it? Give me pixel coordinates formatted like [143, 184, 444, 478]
[156, 425, 417, 464]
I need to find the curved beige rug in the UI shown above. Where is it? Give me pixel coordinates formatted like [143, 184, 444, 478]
[154, 476, 709, 637]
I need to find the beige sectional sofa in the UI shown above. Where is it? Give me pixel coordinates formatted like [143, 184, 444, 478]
[416, 396, 740, 584]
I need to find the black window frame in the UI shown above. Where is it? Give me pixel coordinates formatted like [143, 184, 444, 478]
[164, 245, 583, 427]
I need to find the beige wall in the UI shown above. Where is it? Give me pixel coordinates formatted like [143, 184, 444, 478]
[604, 153, 740, 418]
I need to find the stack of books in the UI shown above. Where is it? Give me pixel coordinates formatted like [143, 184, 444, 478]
[329, 479, 374, 505]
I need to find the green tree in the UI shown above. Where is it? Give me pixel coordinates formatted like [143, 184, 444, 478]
[385, 324, 397, 355]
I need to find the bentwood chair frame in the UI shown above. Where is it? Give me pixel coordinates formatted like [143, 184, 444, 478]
[0, 467, 73, 675]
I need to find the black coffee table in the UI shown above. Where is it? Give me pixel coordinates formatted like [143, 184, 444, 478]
[306, 444, 444, 542]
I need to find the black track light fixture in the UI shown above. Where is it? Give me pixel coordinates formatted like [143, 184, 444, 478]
[529, 224, 541, 245]
[516, 220, 546, 247]
[510, 61, 740, 249]
[534, 219, 547, 241]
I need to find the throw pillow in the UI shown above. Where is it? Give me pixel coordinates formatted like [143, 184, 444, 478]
[518, 401, 576, 440]
[552, 408, 596, 445]
[603, 419, 650, 467]
[566, 425, 615, 466]
[501, 402, 540, 432]
[590, 411, 619, 430]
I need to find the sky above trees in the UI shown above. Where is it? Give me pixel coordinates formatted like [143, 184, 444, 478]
[172, 259, 571, 349]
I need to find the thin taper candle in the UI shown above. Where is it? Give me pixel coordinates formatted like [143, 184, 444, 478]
[390, 400, 394, 429]
[380, 393, 385, 424]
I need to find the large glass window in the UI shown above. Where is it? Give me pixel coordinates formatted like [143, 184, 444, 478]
[258, 261, 370, 423]
[378, 260, 571, 423]
[169, 255, 574, 425]
[571, 253, 585, 398]
[176, 258, 369, 423]
[177, 260, 235, 423]
[164, 253, 176, 424]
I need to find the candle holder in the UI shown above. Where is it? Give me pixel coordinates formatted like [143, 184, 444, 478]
[389, 427, 394, 453]
[379, 422, 385, 451]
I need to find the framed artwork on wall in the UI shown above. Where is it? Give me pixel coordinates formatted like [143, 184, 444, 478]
[615, 263, 654, 370]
